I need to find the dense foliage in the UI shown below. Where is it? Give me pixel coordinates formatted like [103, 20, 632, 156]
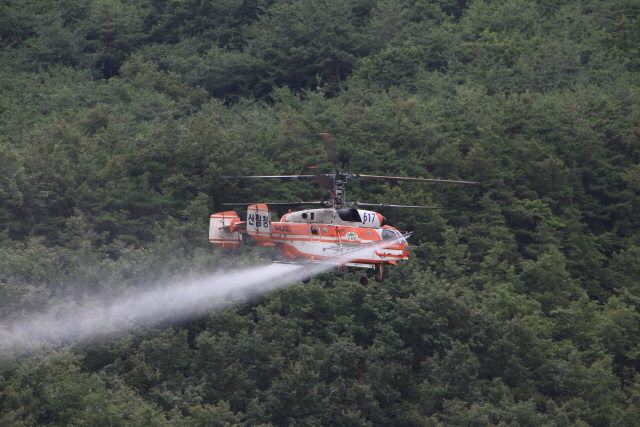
[2, 0, 640, 425]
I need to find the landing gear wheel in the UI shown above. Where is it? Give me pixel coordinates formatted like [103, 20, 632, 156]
[374, 264, 384, 282]
[337, 264, 348, 276]
[360, 276, 369, 285]
[301, 273, 311, 284]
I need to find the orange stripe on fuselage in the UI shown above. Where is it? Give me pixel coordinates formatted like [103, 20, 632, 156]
[269, 222, 378, 241]
[374, 252, 406, 259]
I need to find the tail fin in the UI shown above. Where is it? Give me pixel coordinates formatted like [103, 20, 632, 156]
[209, 211, 242, 249]
[246, 204, 271, 241]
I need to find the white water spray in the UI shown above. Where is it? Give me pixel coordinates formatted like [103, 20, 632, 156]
[0, 234, 408, 354]
[0, 263, 332, 354]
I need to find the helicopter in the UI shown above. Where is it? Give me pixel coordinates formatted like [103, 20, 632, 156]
[209, 134, 475, 285]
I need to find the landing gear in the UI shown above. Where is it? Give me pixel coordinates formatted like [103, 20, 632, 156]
[360, 276, 369, 285]
[374, 264, 384, 282]
[301, 272, 311, 283]
[337, 264, 348, 276]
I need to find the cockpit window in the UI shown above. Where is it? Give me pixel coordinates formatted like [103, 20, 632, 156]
[381, 229, 407, 244]
[381, 230, 396, 241]
[311, 226, 319, 235]
[395, 230, 408, 245]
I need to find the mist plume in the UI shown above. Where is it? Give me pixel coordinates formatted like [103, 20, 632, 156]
[0, 263, 331, 354]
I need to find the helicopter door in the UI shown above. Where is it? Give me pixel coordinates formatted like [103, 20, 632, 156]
[309, 225, 321, 242]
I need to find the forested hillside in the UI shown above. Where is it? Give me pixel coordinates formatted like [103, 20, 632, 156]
[2, 0, 640, 425]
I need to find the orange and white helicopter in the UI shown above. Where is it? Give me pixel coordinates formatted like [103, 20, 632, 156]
[209, 134, 475, 285]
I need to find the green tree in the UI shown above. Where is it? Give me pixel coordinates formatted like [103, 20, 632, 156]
[246, 0, 358, 96]
[81, 0, 146, 77]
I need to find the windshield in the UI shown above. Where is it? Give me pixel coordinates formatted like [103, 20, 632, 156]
[395, 230, 408, 245]
[381, 229, 407, 244]
[381, 230, 396, 241]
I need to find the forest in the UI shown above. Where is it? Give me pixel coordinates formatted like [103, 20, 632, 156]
[1, 0, 640, 425]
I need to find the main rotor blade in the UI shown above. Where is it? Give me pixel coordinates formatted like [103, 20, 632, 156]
[355, 202, 445, 209]
[319, 133, 340, 172]
[308, 166, 338, 200]
[222, 174, 476, 185]
[355, 174, 476, 185]
[222, 175, 315, 179]
[222, 201, 325, 206]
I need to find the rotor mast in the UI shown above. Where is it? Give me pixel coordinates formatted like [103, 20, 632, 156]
[321, 171, 354, 208]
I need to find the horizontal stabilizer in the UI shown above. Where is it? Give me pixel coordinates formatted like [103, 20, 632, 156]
[228, 219, 246, 232]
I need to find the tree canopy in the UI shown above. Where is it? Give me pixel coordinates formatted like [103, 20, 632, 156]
[1, 0, 640, 425]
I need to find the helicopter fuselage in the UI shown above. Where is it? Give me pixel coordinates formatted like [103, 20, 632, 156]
[272, 208, 409, 267]
[209, 206, 409, 275]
